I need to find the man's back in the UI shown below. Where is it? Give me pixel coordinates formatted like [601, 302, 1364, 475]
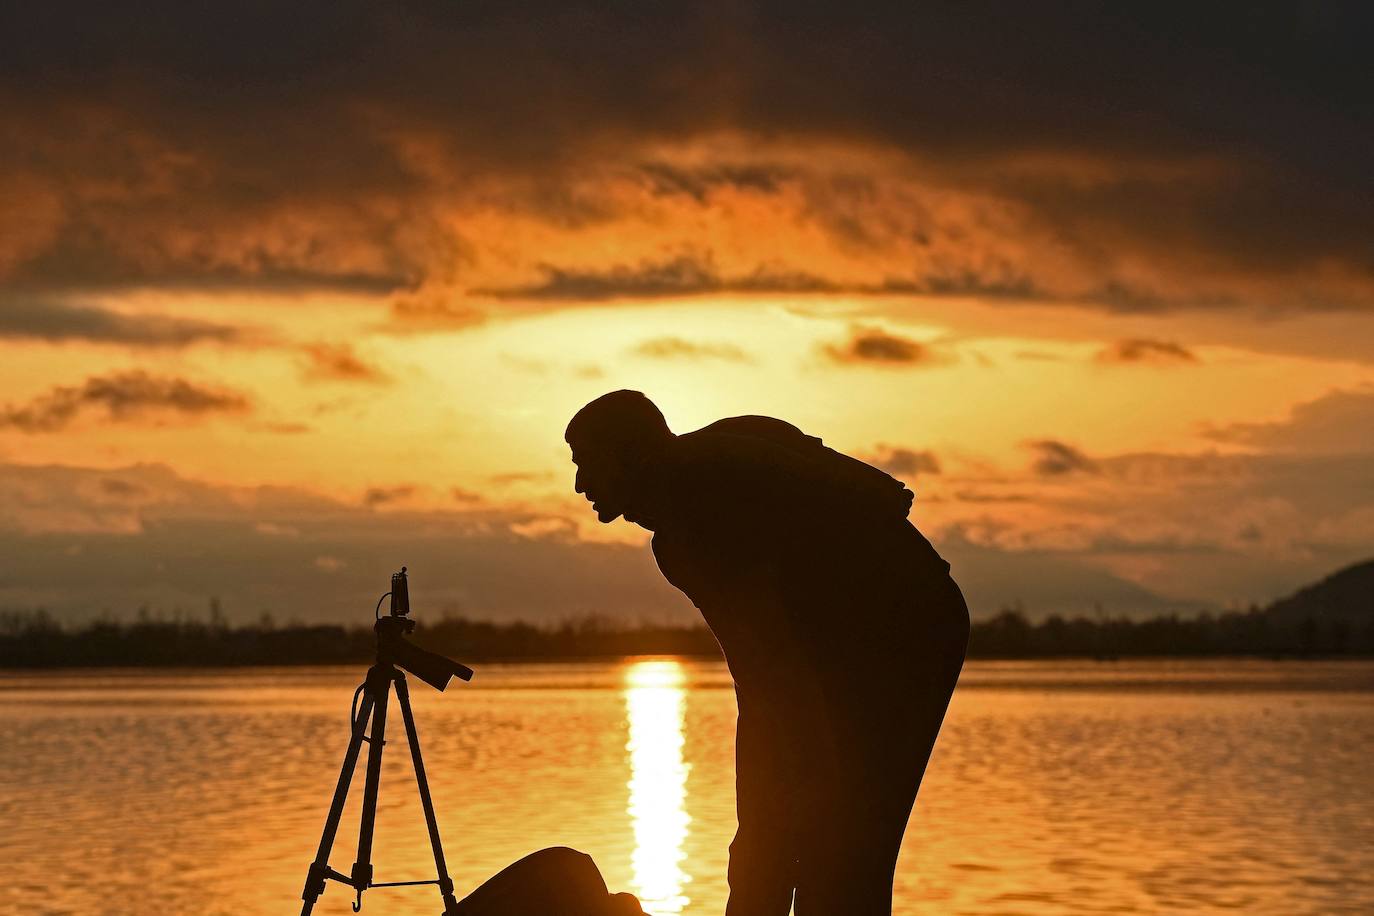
[647, 415, 949, 692]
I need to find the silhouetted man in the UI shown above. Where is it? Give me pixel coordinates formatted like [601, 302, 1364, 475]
[565, 391, 969, 916]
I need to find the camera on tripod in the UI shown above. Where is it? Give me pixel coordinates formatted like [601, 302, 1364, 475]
[375, 567, 472, 692]
[300, 567, 474, 915]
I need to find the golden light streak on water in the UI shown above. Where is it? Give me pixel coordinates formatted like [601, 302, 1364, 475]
[624, 659, 692, 915]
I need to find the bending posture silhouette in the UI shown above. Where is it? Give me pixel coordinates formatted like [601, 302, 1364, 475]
[566, 391, 969, 916]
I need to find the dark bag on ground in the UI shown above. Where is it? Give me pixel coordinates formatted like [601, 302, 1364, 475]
[455, 847, 648, 916]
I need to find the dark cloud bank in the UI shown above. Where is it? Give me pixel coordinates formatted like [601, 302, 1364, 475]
[2, 2, 1372, 319]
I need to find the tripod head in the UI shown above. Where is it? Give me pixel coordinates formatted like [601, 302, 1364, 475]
[375, 567, 474, 692]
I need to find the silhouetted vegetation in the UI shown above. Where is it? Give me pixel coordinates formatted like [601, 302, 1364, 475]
[0, 607, 721, 668]
[2, 601, 1370, 668]
[970, 606, 1372, 658]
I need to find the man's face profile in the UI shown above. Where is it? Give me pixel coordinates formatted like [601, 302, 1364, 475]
[570, 443, 629, 524]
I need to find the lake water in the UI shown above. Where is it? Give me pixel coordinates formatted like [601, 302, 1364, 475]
[3, 659, 1372, 915]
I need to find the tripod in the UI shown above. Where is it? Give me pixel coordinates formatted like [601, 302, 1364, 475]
[301, 575, 473, 915]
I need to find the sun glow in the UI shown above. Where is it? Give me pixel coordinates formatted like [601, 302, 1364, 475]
[624, 659, 692, 915]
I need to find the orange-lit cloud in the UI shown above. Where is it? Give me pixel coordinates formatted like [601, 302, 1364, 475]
[0, 371, 249, 432]
[300, 343, 391, 384]
[1096, 339, 1198, 364]
[822, 325, 945, 367]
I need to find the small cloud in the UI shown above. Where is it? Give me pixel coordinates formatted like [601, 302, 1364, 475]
[488, 471, 554, 487]
[314, 555, 346, 572]
[631, 336, 751, 362]
[98, 478, 147, 498]
[451, 487, 483, 504]
[509, 516, 578, 541]
[0, 371, 249, 432]
[952, 489, 1034, 503]
[1096, 338, 1198, 364]
[301, 343, 390, 383]
[255, 521, 301, 537]
[387, 295, 487, 331]
[0, 297, 244, 347]
[363, 485, 416, 507]
[1025, 439, 1099, 476]
[823, 325, 941, 366]
[258, 421, 313, 434]
[866, 444, 941, 477]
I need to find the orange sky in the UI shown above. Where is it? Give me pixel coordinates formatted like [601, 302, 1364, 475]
[3, 5, 1372, 621]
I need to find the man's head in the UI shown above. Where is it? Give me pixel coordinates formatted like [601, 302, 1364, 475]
[565, 390, 673, 524]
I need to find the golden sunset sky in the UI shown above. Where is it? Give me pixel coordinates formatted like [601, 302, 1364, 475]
[3, 4, 1372, 622]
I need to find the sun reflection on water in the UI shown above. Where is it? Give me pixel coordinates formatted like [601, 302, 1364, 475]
[624, 659, 692, 915]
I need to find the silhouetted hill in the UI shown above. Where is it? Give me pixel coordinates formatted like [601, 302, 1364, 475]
[1265, 558, 1374, 628]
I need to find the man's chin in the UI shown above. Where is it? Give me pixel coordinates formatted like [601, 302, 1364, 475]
[595, 506, 623, 523]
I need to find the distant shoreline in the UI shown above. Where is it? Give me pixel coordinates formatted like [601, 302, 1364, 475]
[3, 605, 1370, 668]
[4, 654, 1374, 675]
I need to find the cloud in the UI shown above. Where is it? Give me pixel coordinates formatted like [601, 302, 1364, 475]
[0, 371, 249, 432]
[630, 336, 751, 362]
[488, 471, 554, 487]
[0, 297, 242, 346]
[386, 296, 487, 331]
[3, 451, 1371, 621]
[0, 461, 691, 624]
[1096, 338, 1198, 364]
[362, 485, 416, 508]
[866, 445, 941, 477]
[950, 489, 1032, 504]
[98, 477, 148, 498]
[476, 254, 841, 302]
[301, 343, 390, 383]
[1025, 440, 1099, 476]
[1204, 387, 1374, 454]
[637, 161, 791, 202]
[822, 325, 942, 366]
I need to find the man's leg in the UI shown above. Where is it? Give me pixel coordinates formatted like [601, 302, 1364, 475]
[725, 689, 804, 916]
[793, 584, 969, 916]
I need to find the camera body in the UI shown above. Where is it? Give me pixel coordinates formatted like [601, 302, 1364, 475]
[390, 566, 411, 617]
[375, 567, 472, 690]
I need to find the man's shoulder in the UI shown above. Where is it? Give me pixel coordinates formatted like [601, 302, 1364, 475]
[688, 415, 818, 450]
[673, 420, 814, 477]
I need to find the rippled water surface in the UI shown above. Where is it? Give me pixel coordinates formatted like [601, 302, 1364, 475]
[3, 659, 1372, 915]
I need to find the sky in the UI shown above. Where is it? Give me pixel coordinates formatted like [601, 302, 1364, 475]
[2, 3, 1373, 624]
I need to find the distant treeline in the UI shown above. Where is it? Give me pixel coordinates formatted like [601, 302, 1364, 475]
[2, 603, 1370, 668]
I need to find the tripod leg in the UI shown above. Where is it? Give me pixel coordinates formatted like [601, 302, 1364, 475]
[301, 689, 376, 916]
[351, 667, 392, 896]
[395, 675, 463, 915]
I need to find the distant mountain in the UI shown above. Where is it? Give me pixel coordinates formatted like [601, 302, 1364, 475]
[1265, 558, 1374, 628]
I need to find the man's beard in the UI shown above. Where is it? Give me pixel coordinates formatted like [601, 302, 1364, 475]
[592, 501, 623, 523]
